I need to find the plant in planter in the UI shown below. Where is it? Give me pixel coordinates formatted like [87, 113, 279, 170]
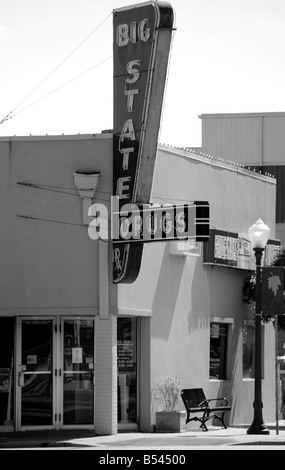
[153, 376, 186, 432]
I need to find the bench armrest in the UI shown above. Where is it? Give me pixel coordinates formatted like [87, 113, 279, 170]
[204, 397, 228, 407]
[197, 399, 209, 407]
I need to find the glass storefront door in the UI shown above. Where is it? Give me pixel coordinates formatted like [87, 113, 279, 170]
[63, 319, 95, 425]
[18, 317, 95, 430]
[20, 319, 53, 427]
[117, 317, 137, 428]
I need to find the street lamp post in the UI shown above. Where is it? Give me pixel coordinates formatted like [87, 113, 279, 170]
[247, 218, 270, 435]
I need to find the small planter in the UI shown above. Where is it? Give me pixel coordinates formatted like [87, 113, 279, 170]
[156, 410, 186, 433]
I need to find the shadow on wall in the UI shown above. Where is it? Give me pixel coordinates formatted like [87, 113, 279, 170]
[213, 325, 240, 427]
[150, 245, 185, 339]
[211, 270, 247, 426]
[149, 243, 245, 426]
[188, 255, 210, 336]
[189, 263, 243, 427]
[150, 246, 211, 343]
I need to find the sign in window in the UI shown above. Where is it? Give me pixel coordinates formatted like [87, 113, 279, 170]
[117, 318, 137, 424]
[210, 323, 228, 380]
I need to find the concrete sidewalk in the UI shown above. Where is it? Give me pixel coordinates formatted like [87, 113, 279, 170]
[1, 422, 285, 450]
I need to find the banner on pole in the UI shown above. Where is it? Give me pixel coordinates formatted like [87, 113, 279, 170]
[262, 267, 284, 315]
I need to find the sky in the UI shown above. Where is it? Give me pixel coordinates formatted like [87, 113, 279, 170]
[1, 0, 285, 147]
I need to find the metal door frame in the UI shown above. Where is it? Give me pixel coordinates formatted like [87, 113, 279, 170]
[16, 316, 56, 431]
[60, 317, 95, 430]
[16, 316, 95, 431]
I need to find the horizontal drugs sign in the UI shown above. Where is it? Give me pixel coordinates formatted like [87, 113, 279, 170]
[112, 200, 210, 243]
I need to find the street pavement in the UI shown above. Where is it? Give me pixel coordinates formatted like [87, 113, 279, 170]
[1, 422, 285, 450]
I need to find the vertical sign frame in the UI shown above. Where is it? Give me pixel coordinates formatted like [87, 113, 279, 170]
[113, 1, 174, 284]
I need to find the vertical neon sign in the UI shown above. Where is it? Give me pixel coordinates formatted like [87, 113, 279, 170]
[113, 1, 174, 283]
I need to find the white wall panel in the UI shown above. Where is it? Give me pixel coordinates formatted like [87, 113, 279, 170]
[201, 112, 285, 165]
[263, 116, 285, 164]
[201, 115, 262, 165]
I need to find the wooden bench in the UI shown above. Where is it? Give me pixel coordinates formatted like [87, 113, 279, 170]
[181, 388, 231, 431]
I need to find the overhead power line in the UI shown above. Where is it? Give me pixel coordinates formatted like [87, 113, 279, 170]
[10, 54, 114, 120]
[0, 11, 112, 125]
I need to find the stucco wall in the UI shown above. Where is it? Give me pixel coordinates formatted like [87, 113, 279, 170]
[0, 134, 121, 435]
[0, 134, 113, 315]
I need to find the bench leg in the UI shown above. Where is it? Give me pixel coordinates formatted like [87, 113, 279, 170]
[185, 411, 228, 431]
[186, 416, 208, 431]
[213, 412, 227, 429]
[200, 421, 208, 432]
[200, 411, 228, 431]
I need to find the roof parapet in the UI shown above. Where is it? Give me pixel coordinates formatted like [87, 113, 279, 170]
[158, 143, 276, 183]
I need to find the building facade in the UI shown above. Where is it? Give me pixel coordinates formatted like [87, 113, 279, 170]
[0, 133, 278, 434]
[119, 144, 278, 430]
[0, 133, 117, 434]
[199, 112, 285, 245]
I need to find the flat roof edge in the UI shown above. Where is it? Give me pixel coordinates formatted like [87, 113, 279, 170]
[0, 133, 113, 142]
[199, 112, 285, 119]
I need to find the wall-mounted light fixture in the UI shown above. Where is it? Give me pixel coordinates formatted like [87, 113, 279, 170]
[73, 172, 101, 225]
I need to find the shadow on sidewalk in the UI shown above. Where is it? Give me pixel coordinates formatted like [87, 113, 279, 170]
[0, 430, 96, 448]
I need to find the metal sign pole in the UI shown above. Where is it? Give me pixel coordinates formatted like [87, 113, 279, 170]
[275, 315, 279, 435]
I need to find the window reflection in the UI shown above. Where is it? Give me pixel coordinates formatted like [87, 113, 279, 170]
[63, 320, 94, 425]
[117, 318, 137, 424]
[209, 323, 228, 380]
[22, 320, 52, 372]
[22, 374, 52, 426]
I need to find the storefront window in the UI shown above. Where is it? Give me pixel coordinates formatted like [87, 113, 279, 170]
[63, 319, 94, 425]
[117, 318, 137, 424]
[209, 322, 228, 380]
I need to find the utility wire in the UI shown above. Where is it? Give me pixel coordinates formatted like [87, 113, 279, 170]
[17, 181, 111, 204]
[18, 181, 113, 196]
[0, 11, 112, 124]
[17, 214, 113, 244]
[10, 54, 114, 120]
[1, 17, 162, 125]
[17, 214, 84, 227]
[17, 180, 198, 203]
[16, 182, 195, 203]
[17, 182, 197, 205]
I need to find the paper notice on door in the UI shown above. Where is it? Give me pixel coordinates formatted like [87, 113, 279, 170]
[72, 348, 82, 364]
[27, 355, 37, 364]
